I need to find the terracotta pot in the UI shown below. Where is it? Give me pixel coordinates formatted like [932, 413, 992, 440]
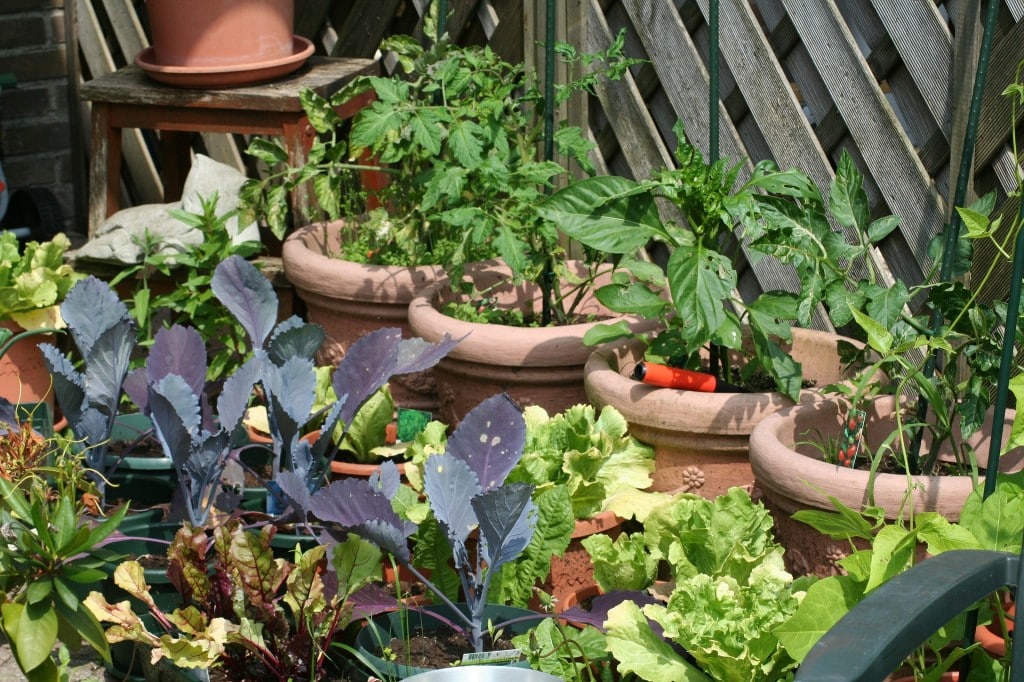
[584, 329, 852, 499]
[546, 511, 622, 606]
[975, 599, 1014, 658]
[330, 458, 407, 480]
[749, 396, 1024, 577]
[407, 261, 657, 425]
[146, 0, 295, 68]
[556, 583, 603, 615]
[282, 220, 447, 412]
[0, 319, 55, 415]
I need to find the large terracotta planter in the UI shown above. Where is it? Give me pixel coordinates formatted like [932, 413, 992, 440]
[584, 328, 852, 498]
[407, 262, 656, 425]
[748, 396, 1024, 576]
[0, 319, 55, 417]
[282, 220, 447, 412]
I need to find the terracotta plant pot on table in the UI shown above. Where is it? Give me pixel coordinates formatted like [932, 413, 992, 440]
[584, 328, 852, 499]
[748, 395, 1024, 577]
[282, 220, 446, 412]
[138, 0, 313, 87]
[408, 261, 656, 425]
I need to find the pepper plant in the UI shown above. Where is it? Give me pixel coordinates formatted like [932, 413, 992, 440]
[541, 131, 897, 401]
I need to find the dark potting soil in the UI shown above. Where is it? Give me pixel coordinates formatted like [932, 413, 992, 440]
[717, 365, 818, 393]
[382, 629, 520, 670]
[106, 437, 165, 459]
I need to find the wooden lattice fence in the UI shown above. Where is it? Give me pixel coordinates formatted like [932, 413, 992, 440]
[74, 0, 1024, 303]
[579, 0, 1024, 304]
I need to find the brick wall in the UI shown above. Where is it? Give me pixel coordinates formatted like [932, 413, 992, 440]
[0, 0, 80, 237]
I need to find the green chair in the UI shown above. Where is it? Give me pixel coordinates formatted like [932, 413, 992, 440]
[794, 549, 1023, 681]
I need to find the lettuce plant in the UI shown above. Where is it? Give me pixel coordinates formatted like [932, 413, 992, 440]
[295, 393, 539, 653]
[40, 276, 137, 493]
[513, 403, 655, 520]
[602, 489, 801, 681]
[0, 231, 82, 330]
[581, 531, 658, 593]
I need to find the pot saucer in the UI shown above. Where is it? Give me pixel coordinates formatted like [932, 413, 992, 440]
[134, 36, 314, 89]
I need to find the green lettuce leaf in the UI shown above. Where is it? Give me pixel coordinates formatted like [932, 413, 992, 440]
[513, 404, 654, 520]
[649, 552, 799, 681]
[581, 532, 657, 592]
[605, 601, 712, 682]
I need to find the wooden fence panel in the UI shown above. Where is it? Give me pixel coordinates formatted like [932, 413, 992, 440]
[584, 0, 1024, 300]
[75, 0, 1024, 303]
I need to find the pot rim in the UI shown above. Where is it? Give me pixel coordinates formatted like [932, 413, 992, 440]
[407, 267, 657, 366]
[583, 331, 849, 433]
[282, 220, 447, 300]
[748, 395, 1024, 519]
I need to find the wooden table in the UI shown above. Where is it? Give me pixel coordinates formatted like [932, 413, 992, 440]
[79, 57, 379, 235]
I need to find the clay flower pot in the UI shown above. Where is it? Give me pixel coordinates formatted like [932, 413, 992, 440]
[748, 395, 1024, 576]
[330, 458, 408, 480]
[975, 599, 1014, 658]
[584, 328, 852, 499]
[139, 0, 313, 87]
[0, 319, 55, 417]
[546, 511, 622, 606]
[407, 261, 656, 425]
[147, 0, 294, 68]
[282, 220, 447, 412]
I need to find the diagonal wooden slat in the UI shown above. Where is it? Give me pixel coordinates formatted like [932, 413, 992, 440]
[619, 0, 749, 170]
[868, 0, 953, 137]
[77, 0, 163, 210]
[781, 0, 944, 286]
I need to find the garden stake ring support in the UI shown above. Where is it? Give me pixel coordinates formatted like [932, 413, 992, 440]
[909, 0, 1002, 475]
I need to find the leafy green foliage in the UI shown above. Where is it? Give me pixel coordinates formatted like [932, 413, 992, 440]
[241, 21, 638, 325]
[0, 439, 127, 681]
[512, 404, 656, 520]
[776, 477, 1024, 677]
[85, 520, 381, 680]
[543, 133, 894, 401]
[0, 232, 82, 330]
[597, 490, 799, 681]
[581, 532, 658, 592]
[513, 617, 617, 682]
[827, 192, 1024, 475]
